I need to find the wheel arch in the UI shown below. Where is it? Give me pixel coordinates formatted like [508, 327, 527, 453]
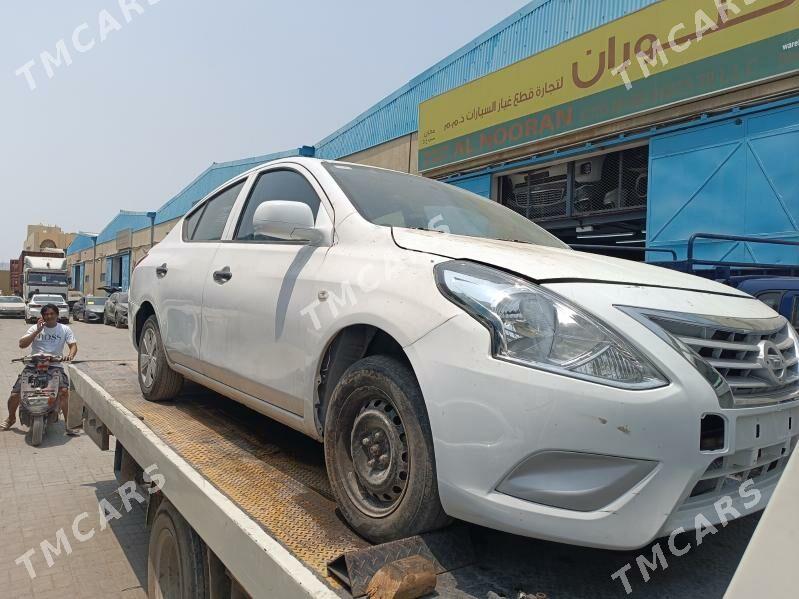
[133, 301, 156, 348]
[314, 324, 415, 437]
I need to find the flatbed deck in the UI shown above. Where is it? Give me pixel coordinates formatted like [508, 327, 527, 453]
[70, 362, 758, 599]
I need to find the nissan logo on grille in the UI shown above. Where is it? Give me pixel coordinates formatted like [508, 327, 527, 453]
[759, 340, 788, 385]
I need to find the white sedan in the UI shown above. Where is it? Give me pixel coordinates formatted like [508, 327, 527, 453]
[26, 294, 70, 324]
[129, 157, 798, 549]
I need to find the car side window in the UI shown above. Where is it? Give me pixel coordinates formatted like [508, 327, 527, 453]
[186, 180, 246, 242]
[756, 291, 783, 312]
[234, 170, 321, 241]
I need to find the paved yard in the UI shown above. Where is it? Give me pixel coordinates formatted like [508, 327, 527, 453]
[0, 318, 145, 599]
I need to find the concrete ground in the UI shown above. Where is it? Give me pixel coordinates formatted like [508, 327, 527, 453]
[0, 316, 765, 598]
[0, 317, 145, 599]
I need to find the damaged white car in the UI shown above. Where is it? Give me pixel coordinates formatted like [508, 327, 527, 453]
[129, 158, 798, 548]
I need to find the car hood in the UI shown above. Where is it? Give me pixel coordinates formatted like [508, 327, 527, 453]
[87, 305, 105, 313]
[0, 302, 24, 308]
[392, 229, 749, 297]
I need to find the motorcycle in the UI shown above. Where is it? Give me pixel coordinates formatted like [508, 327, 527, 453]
[12, 354, 63, 446]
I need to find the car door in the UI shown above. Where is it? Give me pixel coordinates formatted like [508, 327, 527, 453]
[158, 179, 247, 372]
[200, 166, 332, 415]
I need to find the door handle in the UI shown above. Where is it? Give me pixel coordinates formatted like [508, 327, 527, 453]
[213, 267, 232, 284]
[156, 264, 168, 278]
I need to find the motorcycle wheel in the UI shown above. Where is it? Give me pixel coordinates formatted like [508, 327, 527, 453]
[29, 416, 44, 446]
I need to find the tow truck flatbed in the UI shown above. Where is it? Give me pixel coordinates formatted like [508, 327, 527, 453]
[69, 362, 758, 599]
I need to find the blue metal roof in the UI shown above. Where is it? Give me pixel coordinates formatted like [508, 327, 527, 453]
[154, 148, 307, 225]
[96, 211, 154, 245]
[314, 0, 659, 159]
[66, 233, 97, 256]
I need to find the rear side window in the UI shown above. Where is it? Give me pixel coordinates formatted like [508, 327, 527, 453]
[234, 170, 321, 241]
[185, 181, 246, 241]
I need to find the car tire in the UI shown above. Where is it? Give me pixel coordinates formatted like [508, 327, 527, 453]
[324, 355, 450, 544]
[114, 314, 122, 328]
[148, 501, 209, 599]
[138, 315, 183, 402]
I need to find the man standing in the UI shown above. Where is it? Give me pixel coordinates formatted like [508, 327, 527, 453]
[2, 303, 79, 435]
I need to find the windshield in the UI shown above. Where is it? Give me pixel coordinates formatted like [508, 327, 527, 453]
[0, 296, 23, 303]
[33, 296, 66, 304]
[27, 272, 68, 285]
[86, 298, 107, 305]
[324, 163, 568, 248]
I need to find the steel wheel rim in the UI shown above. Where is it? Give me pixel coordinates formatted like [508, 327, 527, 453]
[340, 392, 409, 518]
[153, 528, 182, 599]
[140, 328, 158, 389]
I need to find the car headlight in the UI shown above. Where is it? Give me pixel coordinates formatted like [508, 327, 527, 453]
[435, 261, 667, 390]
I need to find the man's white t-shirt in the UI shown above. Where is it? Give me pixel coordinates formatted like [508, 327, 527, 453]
[26, 323, 76, 368]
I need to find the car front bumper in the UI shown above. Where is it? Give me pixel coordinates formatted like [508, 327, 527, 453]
[0, 309, 25, 317]
[406, 297, 799, 550]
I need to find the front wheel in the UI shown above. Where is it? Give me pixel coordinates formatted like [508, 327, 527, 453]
[29, 416, 44, 446]
[324, 355, 450, 544]
[138, 315, 183, 402]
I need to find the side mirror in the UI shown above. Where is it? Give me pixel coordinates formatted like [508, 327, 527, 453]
[252, 201, 322, 243]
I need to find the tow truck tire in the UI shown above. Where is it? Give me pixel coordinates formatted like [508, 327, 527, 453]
[148, 501, 208, 599]
[324, 355, 450, 544]
[138, 316, 183, 402]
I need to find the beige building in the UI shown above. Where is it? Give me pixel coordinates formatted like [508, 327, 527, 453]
[24, 224, 75, 252]
[0, 270, 10, 295]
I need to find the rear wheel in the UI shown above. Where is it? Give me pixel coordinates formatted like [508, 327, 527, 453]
[148, 501, 208, 599]
[324, 355, 450, 543]
[138, 316, 183, 402]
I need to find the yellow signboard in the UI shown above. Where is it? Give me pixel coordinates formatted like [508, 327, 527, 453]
[418, 0, 799, 171]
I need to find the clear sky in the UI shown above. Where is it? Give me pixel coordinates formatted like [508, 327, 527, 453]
[0, 0, 530, 260]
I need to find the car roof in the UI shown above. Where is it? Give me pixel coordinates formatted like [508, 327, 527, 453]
[734, 277, 799, 293]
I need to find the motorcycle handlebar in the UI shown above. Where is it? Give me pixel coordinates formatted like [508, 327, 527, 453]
[11, 354, 64, 364]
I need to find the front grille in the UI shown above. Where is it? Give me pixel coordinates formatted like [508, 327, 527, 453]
[684, 435, 797, 505]
[641, 311, 799, 406]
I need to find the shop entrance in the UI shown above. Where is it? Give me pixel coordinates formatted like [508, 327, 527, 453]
[497, 145, 650, 260]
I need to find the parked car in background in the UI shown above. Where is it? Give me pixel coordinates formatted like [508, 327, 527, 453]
[73, 296, 107, 323]
[732, 277, 799, 328]
[129, 158, 799, 548]
[0, 295, 26, 318]
[26, 294, 70, 323]
[104, 292, 129, 328]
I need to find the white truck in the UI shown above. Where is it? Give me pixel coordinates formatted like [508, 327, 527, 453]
[23, 254, 69, 301]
